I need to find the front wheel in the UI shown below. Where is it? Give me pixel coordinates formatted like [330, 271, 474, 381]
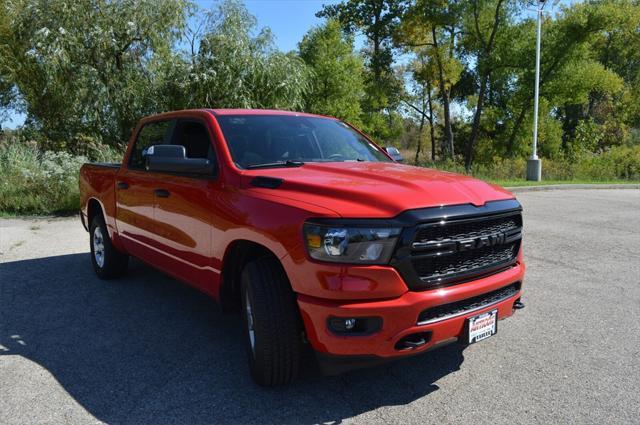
[241, 257, 302, 386]
[90, 215, 128, 279]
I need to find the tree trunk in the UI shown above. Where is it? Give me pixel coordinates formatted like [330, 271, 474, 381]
[427, 80, 436, 161]
[465, 73, 488, 171]
[431, 26, 454, 159]
[441, 89, 454, 158]
[415, 103, 425, 165]
[506, 106, 528, 155]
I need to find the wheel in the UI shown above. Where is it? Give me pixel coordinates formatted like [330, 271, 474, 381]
[241, 257, 301, 386]
[90, 215, 128, 279]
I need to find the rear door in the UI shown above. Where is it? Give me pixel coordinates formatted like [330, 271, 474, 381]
[151, 118, 221, 294]
[115, 119, 176, 262]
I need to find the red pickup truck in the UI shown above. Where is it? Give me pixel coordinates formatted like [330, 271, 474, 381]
[80, 109, 525, 386]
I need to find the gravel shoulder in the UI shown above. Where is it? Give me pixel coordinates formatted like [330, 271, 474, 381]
[1, 189, 639, 425]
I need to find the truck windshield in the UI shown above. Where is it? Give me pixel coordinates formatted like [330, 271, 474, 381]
[215, 115, 390, 169]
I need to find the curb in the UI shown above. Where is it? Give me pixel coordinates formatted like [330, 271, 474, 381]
[505, 183, 640, 193]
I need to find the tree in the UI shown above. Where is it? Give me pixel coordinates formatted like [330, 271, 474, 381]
[1, 0, 189, 148]
[462, 0, 511, 171]
[318, 0, 405, 141]
[405, 54, 437, 163]
[167, 0, 310, 111]
[501, 1, 632, 156]
[397, 0, 464, 159]
[318, 0, 403, 110]
[299, 20, 365, 124]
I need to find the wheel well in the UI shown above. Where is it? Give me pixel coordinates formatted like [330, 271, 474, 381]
[87, 198, 103, 226]
[219, 240, 284, 313]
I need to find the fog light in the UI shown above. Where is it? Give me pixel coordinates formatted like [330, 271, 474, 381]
[344, 318, 356, 330]
[327, 316, 383, 335]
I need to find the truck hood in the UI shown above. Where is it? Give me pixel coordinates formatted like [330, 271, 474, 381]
[244, 162, 514, 218]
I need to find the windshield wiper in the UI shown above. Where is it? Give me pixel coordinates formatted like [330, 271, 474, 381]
[245, 160, 305, 169]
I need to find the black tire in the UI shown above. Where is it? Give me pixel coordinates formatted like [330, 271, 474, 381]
[89, 215, 128, 279]
[241, 256, 301, 386]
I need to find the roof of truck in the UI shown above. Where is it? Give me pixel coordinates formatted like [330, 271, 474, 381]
[207, 108, 336, 119]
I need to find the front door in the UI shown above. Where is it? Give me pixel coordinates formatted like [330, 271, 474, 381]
[151, 119, 221, 295]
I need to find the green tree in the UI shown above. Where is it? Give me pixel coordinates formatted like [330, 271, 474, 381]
[398, 0, 464, 159]
[501, 0, 631, 156]
[166, 0, 311, 111]
[318, 0, 403, 111]
[405, 54, 438, 163]
[299, 20, 364, 125]
[318, 0, 404, 141]
[462, 0, 513, 170]
[1, 0, 188, 148]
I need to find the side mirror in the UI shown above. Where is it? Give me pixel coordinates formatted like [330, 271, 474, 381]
[384, 146, 404, 163]
[144, 145, 214, 175]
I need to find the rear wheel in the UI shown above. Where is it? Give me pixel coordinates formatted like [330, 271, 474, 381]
[241, 257, 301, 386]
[90, 215, 128, 279]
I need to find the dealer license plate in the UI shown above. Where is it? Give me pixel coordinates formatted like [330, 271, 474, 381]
[467, 309, 498, 344]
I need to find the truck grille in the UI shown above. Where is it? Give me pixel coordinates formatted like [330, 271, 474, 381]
[414, 215, 520, 243]
[412, 243, 517, 281]
[389, 200, 523, 290]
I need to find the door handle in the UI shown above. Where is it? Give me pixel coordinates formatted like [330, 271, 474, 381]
[116, 181, 129, 190]
[154, 189, 170, 198]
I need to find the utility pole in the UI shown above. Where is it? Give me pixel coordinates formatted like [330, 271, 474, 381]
[527, 0, 544, 181]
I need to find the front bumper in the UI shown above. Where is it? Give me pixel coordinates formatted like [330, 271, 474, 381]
[297, 262, 524, 361]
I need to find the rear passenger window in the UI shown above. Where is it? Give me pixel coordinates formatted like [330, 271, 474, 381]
[129, 120, 175, 169]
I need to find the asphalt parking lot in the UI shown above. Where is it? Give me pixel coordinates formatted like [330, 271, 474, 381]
[1, 189, 639, 425]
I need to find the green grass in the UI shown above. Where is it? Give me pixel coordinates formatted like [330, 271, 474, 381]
[490, 179, 640, 187]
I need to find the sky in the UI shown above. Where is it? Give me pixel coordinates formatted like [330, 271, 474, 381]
[203, 0, 340, 52]
[1, 0, 339, 129]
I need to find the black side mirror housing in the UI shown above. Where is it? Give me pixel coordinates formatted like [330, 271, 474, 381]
[145, 145, 214, 175]
[384, 146, 404, 163]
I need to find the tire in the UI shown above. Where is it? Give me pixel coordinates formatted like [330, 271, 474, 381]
[90, 215, 128, 279]
[241, 256, 301, 386]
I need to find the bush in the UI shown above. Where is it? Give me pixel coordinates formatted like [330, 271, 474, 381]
[418, 145, 640, 181]
[0, 142, 88, 214]
[574, 145, 640, 180]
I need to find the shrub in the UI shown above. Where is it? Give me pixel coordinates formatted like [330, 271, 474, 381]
[417, 145, 640, 182]
[574, 145, 640, 180]
[0, 142, 87, 214]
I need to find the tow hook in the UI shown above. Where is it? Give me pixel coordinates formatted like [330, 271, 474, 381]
[513, 299, 525, 310]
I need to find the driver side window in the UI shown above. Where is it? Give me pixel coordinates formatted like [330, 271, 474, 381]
[129, 120, 176, 170]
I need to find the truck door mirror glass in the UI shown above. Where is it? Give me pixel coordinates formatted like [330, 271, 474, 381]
[145, 144, 215, 175]
[384, 146, 404, 162]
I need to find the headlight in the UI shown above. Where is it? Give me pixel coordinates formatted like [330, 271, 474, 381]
[303, 222, 401, 264]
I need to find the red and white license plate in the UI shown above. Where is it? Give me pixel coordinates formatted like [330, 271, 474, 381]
[467, 309, 498, 344]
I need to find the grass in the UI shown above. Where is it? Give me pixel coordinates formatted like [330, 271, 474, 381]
[490, 179, 640, 187]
